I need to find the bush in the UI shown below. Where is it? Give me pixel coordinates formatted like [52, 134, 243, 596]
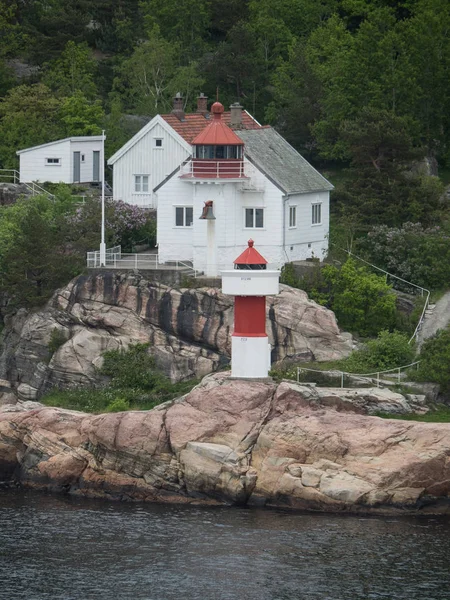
[41, 343, 199, 413]
[412, 328, 450, 393]
[48, 327, 68, 355]
[322, 260, 397, 337]
[344, 330, 416, 372]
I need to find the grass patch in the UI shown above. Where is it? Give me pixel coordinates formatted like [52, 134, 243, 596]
[376, 405, 450, 422]
[41, 343, 199, 413]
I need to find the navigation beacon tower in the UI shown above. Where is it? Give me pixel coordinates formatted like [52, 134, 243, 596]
[221, 240, 280, 378]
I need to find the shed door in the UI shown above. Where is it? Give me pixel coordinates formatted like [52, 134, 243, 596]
[73, 152, 81, 183]
[93, 151, 100, 182]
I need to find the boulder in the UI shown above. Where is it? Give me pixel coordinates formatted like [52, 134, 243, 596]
[1, 373, 449, 514]
[0, 273, 352, 397]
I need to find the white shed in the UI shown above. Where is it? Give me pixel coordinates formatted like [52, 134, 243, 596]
[17, 136, 104, 184]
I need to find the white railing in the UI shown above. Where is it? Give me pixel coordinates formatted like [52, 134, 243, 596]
[334, 247, 430, 344]
[86, 248, 198, 276]
[87, 245, 122, 268]
[297, 361, 421, 389]
[0, 169, 55, 199]
[179, 159, 249, 179]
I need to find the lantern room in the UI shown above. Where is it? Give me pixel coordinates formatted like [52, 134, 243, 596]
[180, 102, 247, 179]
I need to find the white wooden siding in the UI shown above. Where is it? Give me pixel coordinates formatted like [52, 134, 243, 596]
[19, 138, 103, 184]
[111, 120, 190, 208]
[284, 191, 330, 261]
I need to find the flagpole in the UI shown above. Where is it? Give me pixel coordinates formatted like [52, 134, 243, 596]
[99, 129, 106, 266]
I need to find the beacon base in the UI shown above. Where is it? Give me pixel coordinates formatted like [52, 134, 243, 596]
[231, 335, 271, 378]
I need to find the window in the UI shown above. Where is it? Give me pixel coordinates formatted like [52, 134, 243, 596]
[289, 206, 297, 228]
[134, 175, 149, 193]
[46, 158, 60, 165]
[312, 203, 322, 225]
[155, 138, 163, 148]
[175, 206, 193, 227]
[245, 208, 264, 228]
[81, 154, 85, 162]
[194, 145, 242, 159]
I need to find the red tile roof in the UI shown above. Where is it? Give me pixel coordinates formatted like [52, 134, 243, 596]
[161, 110, 262, 144]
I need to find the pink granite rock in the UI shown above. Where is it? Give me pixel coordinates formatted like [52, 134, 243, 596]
[1, 374, 449, 514]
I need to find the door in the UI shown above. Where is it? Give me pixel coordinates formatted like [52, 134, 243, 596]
[93, 151, 100, 182]
[73, 152, 81, 183]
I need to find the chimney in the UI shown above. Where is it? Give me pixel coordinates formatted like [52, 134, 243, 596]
[230, 102, 243, 129]
[197, 93, 208, 116]
[172, 92, 185, 121]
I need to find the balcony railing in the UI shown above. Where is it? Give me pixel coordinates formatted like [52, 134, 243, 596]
[180, 159, 249, 179]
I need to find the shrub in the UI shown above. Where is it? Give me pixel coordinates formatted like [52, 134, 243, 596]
[106, 398, 130, 412]
[322, 259, 397, 337]
[48, 327, 68, 355]
[412, 328, 450, 393]
[344, 330, 416, 372]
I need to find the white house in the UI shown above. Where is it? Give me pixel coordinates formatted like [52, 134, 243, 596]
[107, 93, 261, 208]
[155, 101, 333, 276]
[17, 136, 104, 184]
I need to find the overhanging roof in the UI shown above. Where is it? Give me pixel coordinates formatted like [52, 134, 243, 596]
[17, 136, 104, 155]
[236, 128, 334, 195]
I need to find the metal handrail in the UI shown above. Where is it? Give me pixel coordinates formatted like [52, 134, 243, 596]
[297, 360, 421, 389]
[0, 169, 55, 199]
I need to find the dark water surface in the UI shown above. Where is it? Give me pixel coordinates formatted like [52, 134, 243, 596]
[1, 490, 449, 600]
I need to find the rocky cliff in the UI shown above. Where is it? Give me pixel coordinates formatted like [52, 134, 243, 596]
[1, 373, 449, 514]
[0, 272, 352, 402]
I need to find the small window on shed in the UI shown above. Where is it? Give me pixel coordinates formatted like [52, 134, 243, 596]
[46, 158, 60, 165]
[155, 138, 163, 148]
[81, 154, 85, 162]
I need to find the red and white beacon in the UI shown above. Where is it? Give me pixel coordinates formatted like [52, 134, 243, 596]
[221, 240, 280, 378]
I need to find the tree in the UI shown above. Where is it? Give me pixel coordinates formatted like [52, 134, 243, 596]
[58, 91, 104, 136]
[42, 41, 98, 98]
[0, 84, 62, 168]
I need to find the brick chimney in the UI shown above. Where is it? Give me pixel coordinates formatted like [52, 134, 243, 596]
[230, 102, 243, 129]
[197, 93, 208, 115]
[172, 92, 185, 121]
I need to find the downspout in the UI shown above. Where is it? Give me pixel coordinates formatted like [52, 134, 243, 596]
[282, 194, 290, 265]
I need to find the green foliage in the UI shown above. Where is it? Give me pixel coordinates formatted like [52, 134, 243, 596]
[322, 260, 397, 336]
[344, 330, 416, 372]
[359, 222, 450, 290]
[412, 328, 450, 393]
[48, 328, 68, 355]
[42, 343, 199, 413]
[376, 406, 450, 423]
[42, 41, 98, 98]
[0, 84, 61, 168]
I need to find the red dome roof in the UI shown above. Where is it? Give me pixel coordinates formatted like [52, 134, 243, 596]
[192, 101, 244, 146]
[234, 239, 268, 265]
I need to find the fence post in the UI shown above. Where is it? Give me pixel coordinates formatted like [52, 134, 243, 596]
[135, 254, 138, 270]
[377, 372, 380, 388]
[398, 367, 401, 383]
[341, 372, 344, 388]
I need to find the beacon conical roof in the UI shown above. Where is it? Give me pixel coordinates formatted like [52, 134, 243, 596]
[192, 102, 244, 146]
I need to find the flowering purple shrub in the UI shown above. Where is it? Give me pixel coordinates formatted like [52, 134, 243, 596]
[68, 198, 156, 251]
[360, 222, 450, 290]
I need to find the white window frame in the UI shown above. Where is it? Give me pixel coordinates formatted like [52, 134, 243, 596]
[312, 203, 322, 225]
[154, 138, 163, 148]
[289, 205, 297, 228]
[45, 157, 61, 166]
[174, 205, 193, 228]
[244, 207, 264, 229]
[134, 174, 149, 193]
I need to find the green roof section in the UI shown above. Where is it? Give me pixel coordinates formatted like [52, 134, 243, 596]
[236, 128, 334, 195]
